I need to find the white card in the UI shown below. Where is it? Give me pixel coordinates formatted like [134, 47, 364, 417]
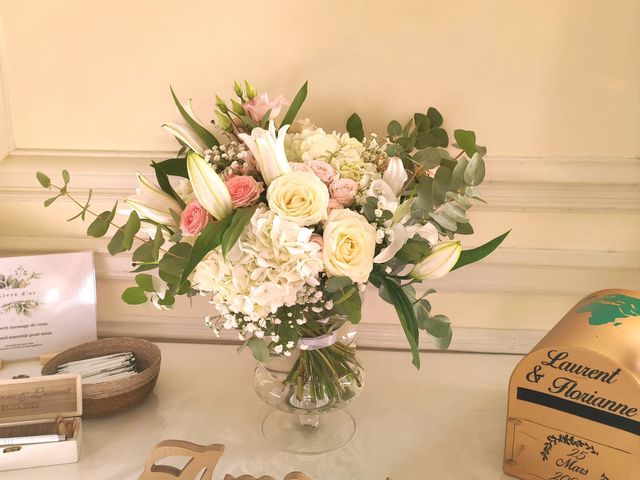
[0, 252, 97, 361]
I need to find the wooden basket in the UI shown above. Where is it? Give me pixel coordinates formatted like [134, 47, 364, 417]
[41, 337, 161, 417]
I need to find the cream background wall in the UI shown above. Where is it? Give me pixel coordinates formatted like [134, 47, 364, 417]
[0, 0, 638, 354]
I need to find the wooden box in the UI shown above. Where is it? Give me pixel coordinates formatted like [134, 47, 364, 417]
[504, 289, 640, 480]
[0, 374, 82, 471]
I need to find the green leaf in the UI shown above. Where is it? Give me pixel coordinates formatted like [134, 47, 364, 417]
[454, 129, 477, 157]
[135, 274, 155, 292]
[402, 117, 413, 137]
[133, 242, 155, 263]
[36, 172, 51, 188]
[450, 157, 469, 191]
[158, 294, 175, 307]
[131, 262, 158, 273]
[346, 113, 364, 141]
[429, 211, 457, 232]
[154, 158, 188, 178]
[221, 205, 257, 257]
[333, 286, 362, 324]
[456, 222, 474, 235]
[44, 195, 60, 207]
[452, 230, 511, 271]
[441, 203, 468, 223]
[395, 237, 431, 263]
[413, 149, 442, 170]
[397, 136, 415, 152]
[426, 107, 443, 128]
[61, 170, 70, 185]
[464, 153, 486, 186]
[432, 166, 452, 207]
[326, 276, 354, 293]
[159, 242, 192, 285]
[87, 202, 117, 238]
[180, 216, 233, 286]
[416, 176, 434, 211]
[152, 161, 186, 209]
[122, 211, 141, 250]
[387, 120, 402, 137]
[379, 277, 420, 368]
[241, 337, 270, 363]
[152, 225, 165, 260]
[170, 86, 219, 147]
[107, 228, 126, 255]
[121, 286, 148, 305]
[280, 81, 308, 128]
[413, 113, 431, 132]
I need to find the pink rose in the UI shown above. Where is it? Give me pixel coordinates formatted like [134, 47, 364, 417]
[330, 178, 358, 207]
[180, 202, 211, 236]
[290, 162, 313, 173]
[225, 175, 264, 208]
[307, 160, 337, 185]
[243, 93, 289, 122]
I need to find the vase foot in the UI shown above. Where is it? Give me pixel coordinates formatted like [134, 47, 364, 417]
[260, 409, 356, 455]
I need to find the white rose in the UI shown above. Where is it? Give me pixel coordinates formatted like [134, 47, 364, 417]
[266, 172, 330, 226]
[323, 209, 377, 283]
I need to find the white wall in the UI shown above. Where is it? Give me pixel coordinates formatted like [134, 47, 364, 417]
[0, 0, 638, 353]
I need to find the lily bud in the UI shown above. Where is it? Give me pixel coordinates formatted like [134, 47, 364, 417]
[238, 121, 291, 185]
[125, 172, 183, 226]
[162, 122, 208, 156]
[186, 152, 233, 220]
[410, 241, 461, 280]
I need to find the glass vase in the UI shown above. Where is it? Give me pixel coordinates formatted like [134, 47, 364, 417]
[253, 318, 364, 455]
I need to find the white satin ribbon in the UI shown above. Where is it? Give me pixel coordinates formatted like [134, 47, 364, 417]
[298, 328, 357, 351]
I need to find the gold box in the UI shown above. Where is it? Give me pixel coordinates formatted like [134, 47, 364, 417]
[504, 289, 640, 479]
[0, 374, 82, 471]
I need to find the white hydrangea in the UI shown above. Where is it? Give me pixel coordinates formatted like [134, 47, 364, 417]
[192, 205, 323, 320]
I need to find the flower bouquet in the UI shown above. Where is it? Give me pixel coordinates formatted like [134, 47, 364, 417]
[37, 81, 508, 452]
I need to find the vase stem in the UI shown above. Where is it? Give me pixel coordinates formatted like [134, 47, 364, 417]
[298, 414, 320, 429]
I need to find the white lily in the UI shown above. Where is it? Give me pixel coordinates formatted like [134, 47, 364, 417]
[238, 120, 291, 185]
[367, 179, 399, 213]
[406, 221, 439, 245]
[373, 223, 408, 264]
[186, 151, 233, 220]
[125, 172, 183, 226]
[162, 122, 208, 156]
[410, 241, 462, 280]
[383, 156, 408, 195]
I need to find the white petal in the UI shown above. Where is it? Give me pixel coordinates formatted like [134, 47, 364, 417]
[162, 122, 207, 155]
[373, 223, 408, 263]
[383, 157, 408, 195]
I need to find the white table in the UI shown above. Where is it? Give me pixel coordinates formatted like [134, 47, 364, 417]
[1, 343, 522, 480]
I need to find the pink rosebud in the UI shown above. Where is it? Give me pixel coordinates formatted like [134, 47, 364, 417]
[290, 162, 313, 173]
[329, 178, 358, 207]
[310, 233, 324, 257]
[180, 201, 211, 236]
[327, 198, 344, 214]
[243, 93, 289, 122]
[307, 160, 337, 185]
[225, 175, 264, 208]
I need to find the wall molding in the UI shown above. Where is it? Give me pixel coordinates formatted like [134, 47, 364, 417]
[1, 151, 639, 212]
[97, 313, 545, 355]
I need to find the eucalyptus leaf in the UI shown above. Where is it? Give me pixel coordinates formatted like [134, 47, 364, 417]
[135, 274, 155, 292]
[44, 195, 60, 207]
[413, 113, 430, 132]
[326, 276, 353, 293]
[61, 170, 70, 185]
[416, 176, 434, 211]
[242, 337, 270, 363]
[133, 242, 155, 263]
[432, 166, 452, 207]
[107, 228, 126, 255]
[36, 172, 51, 188]
[387, 120, 402, 137]
[454, 129, 477, 157]
[121, 286, 148, 305]
[426, 107, 443, 128]
[429, 211, 458, 232]
[333, 285, 362, 324]
[346, 113, 364, 141]
[159, 242, 192, 285]
[122, 211, 141, 250]
[87, 202, 117, 238]
[413, 149, 441, 169]
[152, 225, 165, 260]
[464, 153, 486, 186]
